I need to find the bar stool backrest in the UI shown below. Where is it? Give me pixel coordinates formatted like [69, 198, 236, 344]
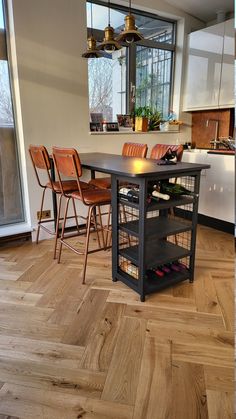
[29, 144, 53, 188]
[122, 142, 148, 158]
[52, 146, 83, 196]
[150, 144, 183, 162]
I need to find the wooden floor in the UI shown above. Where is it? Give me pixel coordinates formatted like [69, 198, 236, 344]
[0, 225, 234, 419]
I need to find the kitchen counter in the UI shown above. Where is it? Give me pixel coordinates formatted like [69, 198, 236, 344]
[182, 150, 234, 226]
[184, 148, 234, 155]
[207, 150, 235, 155]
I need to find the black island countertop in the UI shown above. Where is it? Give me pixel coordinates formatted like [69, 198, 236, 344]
[80, 152, 210, 177]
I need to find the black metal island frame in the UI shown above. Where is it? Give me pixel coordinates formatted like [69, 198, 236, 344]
[80, 153, 210, 302]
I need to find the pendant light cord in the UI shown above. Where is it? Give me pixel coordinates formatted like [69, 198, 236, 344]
[90, 2, 93, 36]
[108, 0, 111, 26]
[129, 0, 131, 15]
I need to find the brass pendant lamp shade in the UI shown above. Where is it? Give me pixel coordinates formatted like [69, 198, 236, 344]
[82, 36, 102, 58]
[116, 0, 143, 43]
[99, 0, 121, 53]
[82, 2, 102, 58]
[99, 25, 121, 53]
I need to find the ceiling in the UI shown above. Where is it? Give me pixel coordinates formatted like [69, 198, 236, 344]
[165, 0, 234, 22]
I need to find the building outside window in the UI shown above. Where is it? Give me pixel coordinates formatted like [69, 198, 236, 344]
[86, 1, 176, 123]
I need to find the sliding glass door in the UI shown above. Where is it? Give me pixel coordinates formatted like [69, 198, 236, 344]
[0, 0, 24, 226]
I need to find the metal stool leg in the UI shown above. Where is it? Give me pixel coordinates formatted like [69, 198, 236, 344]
[97, 206, 106, 249]
[53, 193, 62, 259]
[92, 208, 101, 248]
[58, 196, 70, 264]
[72, 198, 80, 234]
[82, 205, 93, 284]
[105, 204, 112, 248]
[36, 187, 46, 244]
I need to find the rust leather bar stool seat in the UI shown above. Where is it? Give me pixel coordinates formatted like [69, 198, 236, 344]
[150, 143, 183, 161]
[28, 145, 84, 254]
[89, 142, 148, 189]
[52, 146, 111, 284]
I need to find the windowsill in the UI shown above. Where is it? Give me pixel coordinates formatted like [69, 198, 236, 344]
[89, 130, 180, 135]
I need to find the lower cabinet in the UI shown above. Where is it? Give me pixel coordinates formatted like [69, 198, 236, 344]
[112, 173, 201, 301]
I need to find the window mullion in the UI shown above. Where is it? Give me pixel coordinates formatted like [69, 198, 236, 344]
[128, 44, 136, 114]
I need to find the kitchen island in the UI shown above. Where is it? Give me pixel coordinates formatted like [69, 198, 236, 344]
[81, 153, 209, 301]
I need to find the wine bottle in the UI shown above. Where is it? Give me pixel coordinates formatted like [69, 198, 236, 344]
[152, 190, 170, 201]
[160, 182, 194, 197]
[119, 187, 139, 203]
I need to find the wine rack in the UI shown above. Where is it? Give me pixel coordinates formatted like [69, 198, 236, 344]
[112, 172, 201, 302]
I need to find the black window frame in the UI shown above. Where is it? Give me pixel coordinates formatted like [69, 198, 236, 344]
[86, 0, 176, 117]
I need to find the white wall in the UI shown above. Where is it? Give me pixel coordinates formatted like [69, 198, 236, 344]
[9, 0, 204, 238]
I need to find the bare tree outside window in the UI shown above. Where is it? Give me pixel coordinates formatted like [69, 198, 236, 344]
[88, 58, 113, 122]
[0, 60, 13, 125]
[88, 47, 127, 122]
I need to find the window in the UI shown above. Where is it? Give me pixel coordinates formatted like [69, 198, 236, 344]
[86, 1, 175, 123]
[136, 46, 172, 115]
[0, 0, 24, 226]
[88, 48, 127, 121]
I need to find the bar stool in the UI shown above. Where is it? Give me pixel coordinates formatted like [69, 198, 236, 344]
[89, 142, 148, 189]
[52, 146, 111, 284]
[29, 145, 84, 257]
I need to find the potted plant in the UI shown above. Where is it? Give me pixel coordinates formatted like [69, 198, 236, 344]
[133, 106, 152, 132]
[148, 110, 162, 131]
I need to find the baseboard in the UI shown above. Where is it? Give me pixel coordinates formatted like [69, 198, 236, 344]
[0, 231, 32, 247]
[0, 224, 89, 247]
[197, 213, 234, 235]
[175, 208, 234, 235]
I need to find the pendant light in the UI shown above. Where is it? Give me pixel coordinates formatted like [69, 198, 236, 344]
[116, 0, 143, 44]
[99, 0, 121, 53]
[82, 2, 102, 59]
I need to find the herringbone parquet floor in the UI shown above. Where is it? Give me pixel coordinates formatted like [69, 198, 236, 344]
[0, 225, 234, 419]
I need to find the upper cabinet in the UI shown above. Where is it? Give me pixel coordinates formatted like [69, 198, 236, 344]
[219, 19, 234, 107]
[183, 19, 234, 111]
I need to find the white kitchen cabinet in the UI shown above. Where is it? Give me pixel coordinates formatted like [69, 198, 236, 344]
[182, 150, 234, 223]
[219, 19, 234, 107]
[183, 19, 234, 111]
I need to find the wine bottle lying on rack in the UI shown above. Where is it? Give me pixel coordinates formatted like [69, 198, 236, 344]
[152, 190, 170, 200]
[119, 187, 139, 203]
[160, 182, 198, 197]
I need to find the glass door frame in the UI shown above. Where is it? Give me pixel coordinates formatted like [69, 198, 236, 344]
[0, 0, 31, 237]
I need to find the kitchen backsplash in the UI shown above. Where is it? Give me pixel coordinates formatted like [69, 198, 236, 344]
[191, 109, 234, 149]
